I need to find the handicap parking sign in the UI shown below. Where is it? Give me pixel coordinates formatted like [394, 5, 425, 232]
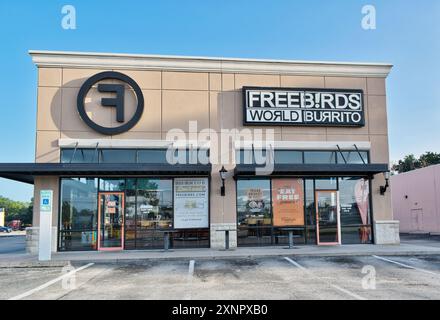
[40, 190, 53, 212]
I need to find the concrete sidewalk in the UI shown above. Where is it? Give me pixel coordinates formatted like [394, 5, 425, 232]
[1, 240, 440, 267]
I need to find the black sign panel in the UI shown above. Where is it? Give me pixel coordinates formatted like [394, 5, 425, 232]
[77, 71, 144, 135]
[243, 87, 365, 127]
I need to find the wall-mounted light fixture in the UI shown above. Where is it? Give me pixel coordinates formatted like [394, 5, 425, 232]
[219, 166, 228, 197]
[380, 171, 390, 195]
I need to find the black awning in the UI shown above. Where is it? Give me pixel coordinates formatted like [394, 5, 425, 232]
[234, 163, 388, 177]
[0, 163, 212, 184]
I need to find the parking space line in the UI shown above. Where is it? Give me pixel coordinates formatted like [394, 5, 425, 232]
[8, 263, 94, 300]
[284, 257, 367, 300]
[184, 260, 195, 300]
[372, 255, 438, 276]
[188, 260, 195, 279]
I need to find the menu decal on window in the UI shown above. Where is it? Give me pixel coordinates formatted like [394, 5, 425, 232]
[174, 178, 209, 229]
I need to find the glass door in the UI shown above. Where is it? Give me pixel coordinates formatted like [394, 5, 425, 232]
[98, 192, 124, 251]
[315, 190, 341, 245]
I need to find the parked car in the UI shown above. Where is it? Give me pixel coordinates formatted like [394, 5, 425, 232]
[0, 226, 12, 233]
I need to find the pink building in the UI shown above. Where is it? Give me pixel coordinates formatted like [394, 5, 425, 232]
[392, 164, 440, 234]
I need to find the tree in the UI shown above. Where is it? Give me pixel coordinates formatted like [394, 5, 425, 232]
[0, 195, 32, 225]
[419, 152, 440, 167]
[392, 152, 440, 174]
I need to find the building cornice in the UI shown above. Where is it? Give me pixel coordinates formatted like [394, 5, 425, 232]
[29, 50, 393, 78]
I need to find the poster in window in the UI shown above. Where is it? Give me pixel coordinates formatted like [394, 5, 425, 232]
[174, 178, 209, 229]
[272, 179, 304, 226]
[246, 188, 265, 213]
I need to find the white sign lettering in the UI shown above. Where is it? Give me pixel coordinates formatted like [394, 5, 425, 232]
[243, 87, 365, 127]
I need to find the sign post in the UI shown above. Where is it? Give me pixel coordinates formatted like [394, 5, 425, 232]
[39, 190, 53, 261]
[0, 208, 5, 227]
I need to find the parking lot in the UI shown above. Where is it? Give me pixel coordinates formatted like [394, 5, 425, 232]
[1, 254, 440, 300]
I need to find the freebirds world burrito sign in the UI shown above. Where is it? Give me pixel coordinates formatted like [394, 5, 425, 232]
[243, 87, 365, 127]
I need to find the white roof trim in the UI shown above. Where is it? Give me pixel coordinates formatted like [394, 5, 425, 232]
[30, 50, 392, 78]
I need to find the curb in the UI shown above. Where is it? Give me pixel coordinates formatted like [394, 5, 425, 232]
[1, 250, 439, 267]
[48, 250, 440, 265]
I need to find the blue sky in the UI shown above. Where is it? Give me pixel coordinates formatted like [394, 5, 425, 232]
[0, 0, 439, 201]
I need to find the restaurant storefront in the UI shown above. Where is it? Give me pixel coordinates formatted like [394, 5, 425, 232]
[0, 50, 399, 255]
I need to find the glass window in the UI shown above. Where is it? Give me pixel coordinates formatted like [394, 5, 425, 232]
[136, 179, 173, 249]
[304, 179, 316, 244]
[315, 178, 338, 190]
[99, 179, 126, 191]
[304, 151, 336, 164]
[236, 179, 272, 246]
[236, 150, 254, 164]
[59, 178, 98, 251]
[274, 150, 303, 164]
[337, 151, 369, 164]
[124, 179, 137, 249]
[61, 149, 99, 163]
[137, 149, 168, 163]
[339, 177, 372, 244]
[99, 149, 136, 163]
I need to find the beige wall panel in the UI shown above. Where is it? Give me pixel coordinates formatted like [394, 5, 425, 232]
[112, 132, 161, 140]
[60, 131, 110, 140]
[32, 176, 60, 227]
[369, 135, 390, 163]
[282, 127, 326, 135]
[217, 91, 236, 131]
[222, 73, 235, 91]
[209, 73, 222, 91]
[234, 74, 280, 90]
[128, 89, 162, 132]
[325, 76, 367, 92]
[280, 75, 325, 88]
[371, 174, 393, 221]
[37, 87, 62, 131]
[210, 91, 220, 132]
[367, 77, 386, 96]
[162, 90, 209, 132]
[35, 131, 60, 163]
[210, 165, 224, 224]
[38, 68, 62, 87]
[61, 87, 94, 132]
[326, 134, 370, 142]
[163, 72, 208, 90]
[281, 133, 327, 141]
[114, 70, 161, 89]
[368, 95, 388, 135]
[62, 68, 108, 88]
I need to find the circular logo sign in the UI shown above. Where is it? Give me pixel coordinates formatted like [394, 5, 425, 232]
[77, 71, 144, 135]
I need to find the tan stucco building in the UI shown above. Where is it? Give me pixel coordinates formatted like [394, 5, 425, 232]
[0, 51, 399, 254]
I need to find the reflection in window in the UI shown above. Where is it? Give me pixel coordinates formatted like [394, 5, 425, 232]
[315, 178, 338, 190]
[125, 179, 137, 250]
[339, 177, 372, 244]
[99, 149, 137, 163]
[274, 151, 303, 164]
[61, 149, 98, 163]
[99, 179, 126, 192]
[237, 180, 272, 246]
[337, 151, 369, 164]
[59, 178, 98, 251]
[137, 149, 168, 163]
[304, 151, 336, 164]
